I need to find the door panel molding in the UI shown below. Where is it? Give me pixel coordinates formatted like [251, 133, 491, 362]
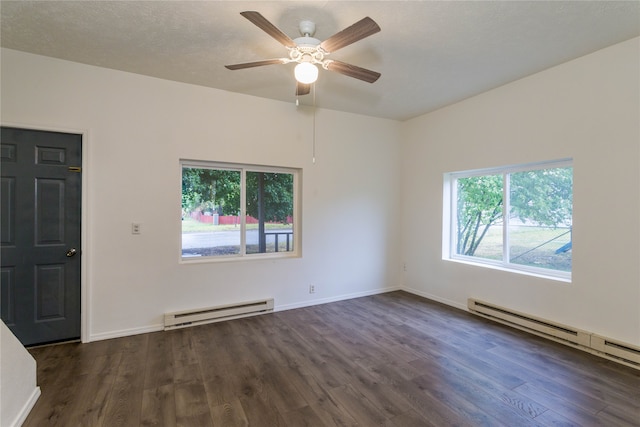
[0, 267, 16, 325]
[36, 178, 66, 245]
[1, 177, 16, 245]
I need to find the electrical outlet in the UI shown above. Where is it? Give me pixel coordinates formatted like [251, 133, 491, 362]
[132, 223, 141, 234]
[403, 262, 407, 272]
[309, 284, 315, 294]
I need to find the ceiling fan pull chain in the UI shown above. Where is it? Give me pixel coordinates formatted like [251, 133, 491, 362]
[312, 83, 317, 164]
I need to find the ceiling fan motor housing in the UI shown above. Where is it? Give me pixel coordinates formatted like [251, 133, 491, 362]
[290, 20, 326, 64]
[291, 34, 324, 64]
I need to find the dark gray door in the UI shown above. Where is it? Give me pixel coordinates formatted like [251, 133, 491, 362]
[1, 127, 82, 346]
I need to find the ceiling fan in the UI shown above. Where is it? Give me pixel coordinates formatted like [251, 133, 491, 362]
[225, 11, 381, 96]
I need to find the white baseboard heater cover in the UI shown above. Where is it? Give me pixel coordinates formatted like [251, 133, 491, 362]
[468, 298, 591, 347]
[164, 298, 274, 330]
[591, 334, 640, 366]
[468, 298, 640, 369]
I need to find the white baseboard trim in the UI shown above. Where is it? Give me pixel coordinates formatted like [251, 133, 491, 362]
[402, 287, 467, 311]
[9, 386, 40, 427]
[275, 285, 402, 312]
[86, 287, 402, 342]
[89, 324, 163, 342]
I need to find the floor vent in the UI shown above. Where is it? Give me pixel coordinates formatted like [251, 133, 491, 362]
[468, 299, 591, 346]
[591, 334, 640, 367]
[164, 298, 274, 330]
[468, 298, 639, 370]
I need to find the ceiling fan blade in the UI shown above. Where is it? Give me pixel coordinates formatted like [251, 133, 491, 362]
[240, 11, 296, 49]
[225, 59, 286, 70]
[320, 17, 380, 53]
[325, 60, 381, 83]
[296, 82, 311, 96]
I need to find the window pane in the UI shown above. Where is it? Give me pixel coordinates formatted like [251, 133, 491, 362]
[508, 167, 572, 271]
[245, 171, 294, 254]
[456, 174, 503, 260]
[181, 167, 241, 257]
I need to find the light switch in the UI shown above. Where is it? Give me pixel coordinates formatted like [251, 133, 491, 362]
[132, 223, 141, 234]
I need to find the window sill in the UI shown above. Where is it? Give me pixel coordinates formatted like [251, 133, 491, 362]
[443, 257, 572, 283]
[180, 251, 300, 264]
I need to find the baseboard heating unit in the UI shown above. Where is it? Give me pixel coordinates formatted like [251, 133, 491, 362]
[468, 298, 640, 370]
[590, 334, 640, 366]
[164, 298, 274, 330]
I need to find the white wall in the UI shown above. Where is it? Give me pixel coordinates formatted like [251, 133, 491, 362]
[0, 48, 402, 341]
[2, 37, 638, 348]
[1, 320, 40, 427]
[401, 37, 640, 345]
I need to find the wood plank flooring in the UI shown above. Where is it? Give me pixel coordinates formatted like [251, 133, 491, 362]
[24, 291, 640, 426]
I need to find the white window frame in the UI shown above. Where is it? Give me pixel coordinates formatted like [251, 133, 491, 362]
[180, 159, 301, 263]
[443, 159, 572, 282]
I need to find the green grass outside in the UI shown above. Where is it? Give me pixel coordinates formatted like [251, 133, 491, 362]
[470, 225, 571, 271]
[181, 217, 292, 233]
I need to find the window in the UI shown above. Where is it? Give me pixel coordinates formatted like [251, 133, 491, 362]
[181, 160, 300, 261]
[444, 159, 572, 280]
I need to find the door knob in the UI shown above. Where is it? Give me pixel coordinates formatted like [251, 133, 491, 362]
[66, 248, 77, 257]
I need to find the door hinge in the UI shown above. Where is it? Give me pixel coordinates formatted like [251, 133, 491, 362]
[68, 166, 82, 173]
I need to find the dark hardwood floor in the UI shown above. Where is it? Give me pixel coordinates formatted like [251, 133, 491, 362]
[24, 291, 640, 426]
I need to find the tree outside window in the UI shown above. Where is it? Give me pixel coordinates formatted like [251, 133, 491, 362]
[448, 160, 572, 279]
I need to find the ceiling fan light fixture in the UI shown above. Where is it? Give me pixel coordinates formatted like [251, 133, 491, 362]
[294, 62, 318, 84]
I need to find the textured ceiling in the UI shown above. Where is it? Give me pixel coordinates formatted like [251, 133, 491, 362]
[1, 1, 639, 121]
